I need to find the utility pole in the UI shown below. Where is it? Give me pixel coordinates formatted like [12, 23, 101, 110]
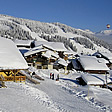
[87, 85, 89, 100]
[105, 72, 108, 88]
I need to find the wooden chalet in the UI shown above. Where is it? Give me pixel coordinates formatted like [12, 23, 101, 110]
[24, 46, 47, 69]
[79, 73, 112, 87]
[24, 45, 59, 69]
[0, 37, 28, 84]
[34, 41, 67, 58]
[14, 39, 35, 48]
[78, 56, 110, 74]
[53, 58, 68, 72]
[93, 52, 112, 69]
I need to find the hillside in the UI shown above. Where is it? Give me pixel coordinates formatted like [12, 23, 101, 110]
[0, 14, 111, 54]
[95, 30, 112, 45]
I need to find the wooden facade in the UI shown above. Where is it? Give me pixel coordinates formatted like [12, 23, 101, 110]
[0, 70, 26, 83]
[84, 70, 107, 74]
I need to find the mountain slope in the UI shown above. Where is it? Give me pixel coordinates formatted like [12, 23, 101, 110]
[0, 14, 111, 54]
[95, 30, 112, 45]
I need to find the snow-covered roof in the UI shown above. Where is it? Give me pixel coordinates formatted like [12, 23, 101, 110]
[51, 42, 67, 52]
[93, 52, 112, 60]
[42, 50, 59, 59]
[0, 37, 28, 70]
[35, 41, 53, 50]
[55, 58, 68, 66]
[97, 58, 109, 64]
[14, 39, 34, 47]
[64, 47, 76, 55]
[81, 73, 111, 85]
[109, 59, 112, 63]
[64, 50, 75, 55]
[35, 41, 67, 52]
[24, 46, 47, 57]
[100, 52, 112, 60]
[18, 47, 30, 55]
[78, 56, 109, 71]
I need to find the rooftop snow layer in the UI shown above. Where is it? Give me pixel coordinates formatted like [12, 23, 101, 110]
[14, 39, 34, 46]
[0, 37, 28, 70]
[55, 58, 68, 66]
[35, 41, 67, 52]
[24, 46, 47, 57]
[42, 50, 59, 59]
[100, 52, 112, 60]
[81, 73, 111, 85]
[78, 56, 109, 71]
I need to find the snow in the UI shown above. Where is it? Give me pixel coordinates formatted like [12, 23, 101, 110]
[50, 23, 111, 55]
[51, 42, 67, 52]
[0, 37, 28, 70]
[81, 73, 111, 85]
[97, 58, 109, 64]
[55, 58, 68, 66]
[0, 24, 10, 30]
[90, 86, 112, 109]
[100, 52, 112, 60]
[35, 41, 67, 52]
[31, 32, 47, 41]
[14, 39, 34, 47]
[78, 56, 109, 71]
[0, 16, 112, 112]
[1, 68, 112, 112]
[96, 30, 112, 35]
[42, 50, 59, 59]
[35, 41, 53, 50]
[24, 46, 47, 57]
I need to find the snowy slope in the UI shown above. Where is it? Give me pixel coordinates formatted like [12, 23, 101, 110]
[96, 30, 112, 35]
[95, 30, 112, 45]
[0, 69, 112, 112]
[0, 14, 111, 55]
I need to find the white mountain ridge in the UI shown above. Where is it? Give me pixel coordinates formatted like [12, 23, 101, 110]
[96, 29, 112, 35]
[0, 14, 111, 54]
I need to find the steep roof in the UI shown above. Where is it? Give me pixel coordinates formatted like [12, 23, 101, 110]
[14, 39, 34, 47]
[100, 52, 112, 60]
[24, 46, 47, 57]
[0, 37, 28, 70]
[42, 50, 59, 59]
[35, 41, 67, 52]
[78, 56, 109, 71]
[54, 58, 68, 66]
[93, 52, 112, 61]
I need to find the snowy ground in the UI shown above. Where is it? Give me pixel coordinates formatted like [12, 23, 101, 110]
[0, 68, 112, 112]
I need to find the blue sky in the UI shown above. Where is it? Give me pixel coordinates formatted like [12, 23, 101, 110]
[0, 0, 112, 32]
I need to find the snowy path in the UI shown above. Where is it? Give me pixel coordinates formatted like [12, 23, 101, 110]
[0, 82, 52, 112]
[0, 74, 107, 112]
[32, 79, 102, 112]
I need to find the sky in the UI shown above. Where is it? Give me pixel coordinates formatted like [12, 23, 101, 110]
[0, 0, 112, 32]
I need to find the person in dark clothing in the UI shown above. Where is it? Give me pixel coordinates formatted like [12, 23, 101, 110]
[50, 73, 52, 79]
[56, 74, 59, 81]
[52, 73, 54, 80]
[32, 72, 35, 76]
[30, 72, 35, 78]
